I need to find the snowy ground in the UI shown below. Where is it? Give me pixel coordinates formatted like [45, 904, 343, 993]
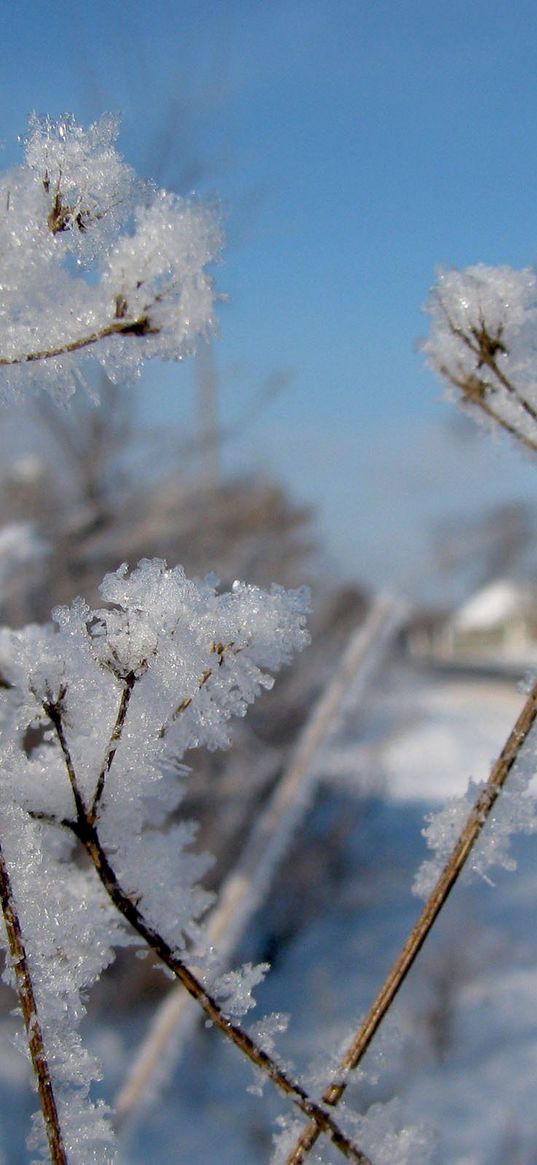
[2, 654, 537, 1164]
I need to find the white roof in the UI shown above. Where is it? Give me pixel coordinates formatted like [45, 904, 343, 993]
[452, 579, 533, 632]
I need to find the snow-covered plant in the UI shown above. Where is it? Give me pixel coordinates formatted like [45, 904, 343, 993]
[0, 560, 319, 1163]
[0, 118, 373, 1165]
[0, 114, 221, 402]
[422, 263, 537, 454]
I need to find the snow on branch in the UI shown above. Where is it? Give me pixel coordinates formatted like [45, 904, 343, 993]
[0, 115, 222, 400]
[0, 560, 371, 1163]
[422, 264, 537, 453]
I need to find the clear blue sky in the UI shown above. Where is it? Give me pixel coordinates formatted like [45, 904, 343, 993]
[3, 0, 537, 596]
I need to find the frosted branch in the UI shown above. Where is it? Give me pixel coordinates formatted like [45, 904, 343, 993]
[284, 674, 537, 1164]
[42, 699, 371, 1165]
[0, 835, 68, 1165]
[0, 560, 372, 1162]
[42, 688, 87, 823]
[422, 264, 537, 454]
[0, 116, 222, 401]
[90, 670, 136, 825]
[76, 817, 372, 1165]
[158, 640, 238, 738]
[114, 594, 404, 1129]
[0, 315, 159, 368]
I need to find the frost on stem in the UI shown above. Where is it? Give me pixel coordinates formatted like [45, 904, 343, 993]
[422, 264, 537, 451]
[414, 740, 537, 899]
[0, 559, 310, 1162]
[0, 115, 222, 400]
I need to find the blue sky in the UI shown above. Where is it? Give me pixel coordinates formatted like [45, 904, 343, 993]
[3, 1, 537, 596]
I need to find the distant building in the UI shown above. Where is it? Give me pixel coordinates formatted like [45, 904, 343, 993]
[406, 579, 537, 664]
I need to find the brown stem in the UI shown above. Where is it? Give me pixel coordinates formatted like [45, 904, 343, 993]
[436, 301, 537, 445]
[48, 694, 371, 1164]
[71, 817, 371, 1164]
[89, 671, 136, 824]
[158, 641, 236, 739]
[439, 365, 537, 457]
[462, 320, 537, 426]
[285, 677, 537, 1165]
[0, 835, 69, 1165]
[43, 694, 87, 822]
[0, 316, 158, 367]
[467, 343, 537, 429]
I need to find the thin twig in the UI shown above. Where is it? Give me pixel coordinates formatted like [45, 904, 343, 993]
[89, 670, 136, 824]
[285, 675, 537, 1165]
[0, 834, 69, 1165]
[75, 816, 372, 1165]
[462, 318, 537, 427]
[0, 315, 158, 367]
[43, 692, 87, 822]
[158, 641, 235, 739]
[435, 301, 537, 449]
[46, 694, 373, 1164]
[114, 594, 404, 1128]
[438, 363, 537, 456]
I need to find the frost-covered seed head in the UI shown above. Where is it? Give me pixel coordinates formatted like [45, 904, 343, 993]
[0, 115, 222, 401]
[423, 266, 537, 398]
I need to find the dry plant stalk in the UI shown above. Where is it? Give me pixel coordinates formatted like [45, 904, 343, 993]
[0, 315, 159, 367]
[431, 296, 537, 455]
[0, 840, 68, 1165]
[285, 674, 537, 1164]
[115, 594, 403, 1128]
[439, 363, 537, 456]
[40, 686, 371, 1165]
